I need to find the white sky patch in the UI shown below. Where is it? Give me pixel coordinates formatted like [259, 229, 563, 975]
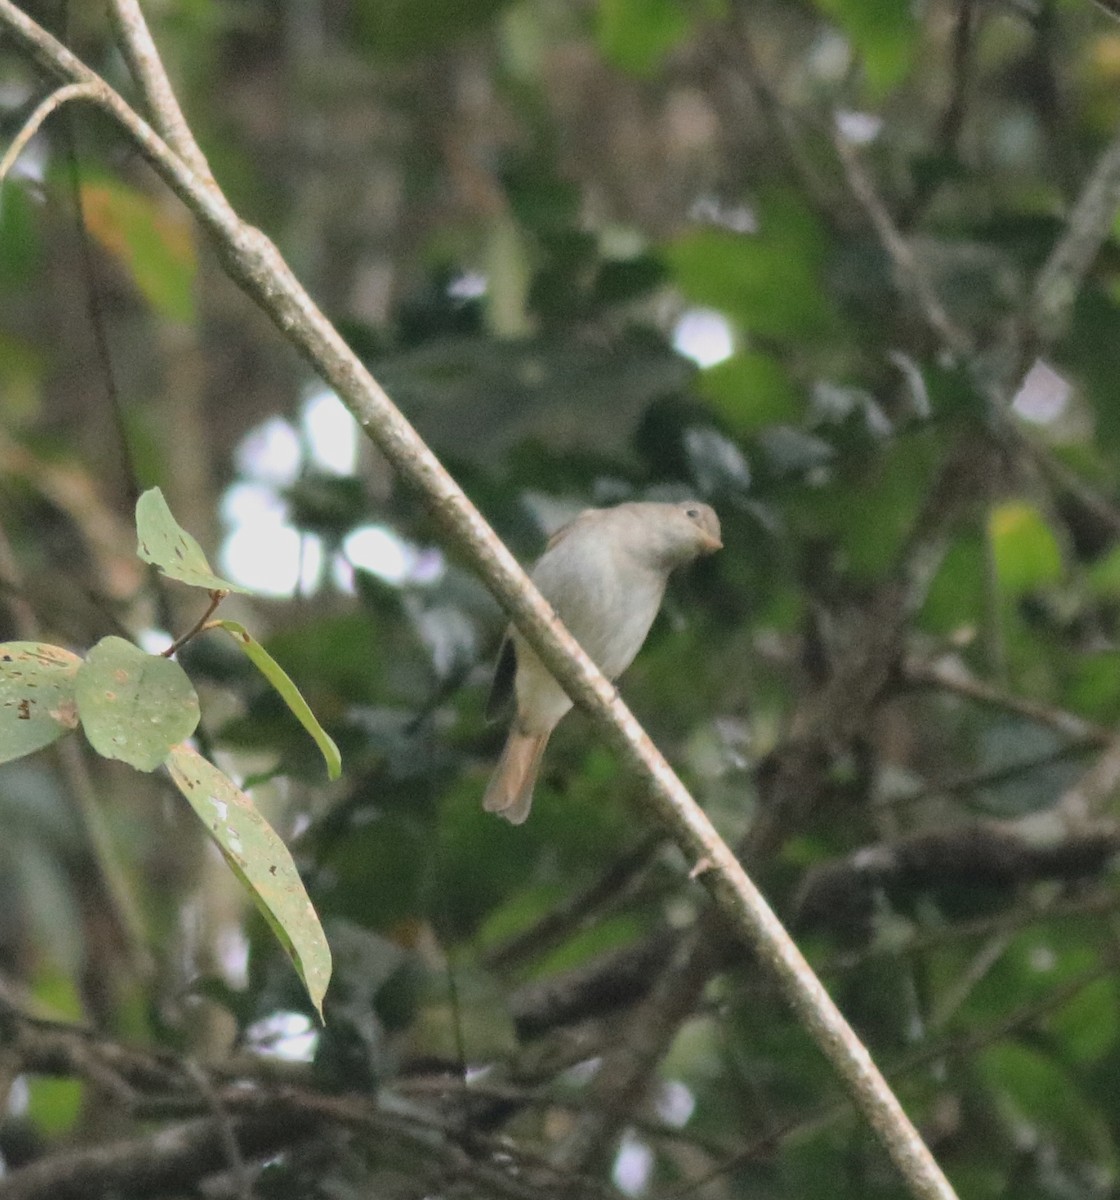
[613, 1132, 654, 1196]
[221, 481, 287, 526]
[448, 270, 488, 299]
[673, 308, 734, 368]
[221, 518, 323, 598]
[3, 133, 47, 186]
[344, 524, 410, 584]
[245, 1011, 319, 1063]
[409, 547, 446, 585]
[331, 555, 356, 594]
[0, 78, 33, 111]
[655, 1080, 696, 1128]
[808, 29, 853, 82]
[236, 416, 302, 486]
[7, 1073, 29, 1117]
[219, 481, 324, 595]
[835, 109, 883, 145]
[136, 627, 172, 655]
[1012, 359, 1072, 425]
[215, 922, 249, 988]
[302, 388, 358, 475]
[689, 195, 757, 234]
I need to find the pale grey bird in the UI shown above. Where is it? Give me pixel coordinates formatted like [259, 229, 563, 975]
[483, 499, 722, 824]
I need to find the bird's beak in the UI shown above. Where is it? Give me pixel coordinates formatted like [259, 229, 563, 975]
[699, 531, 723, 554]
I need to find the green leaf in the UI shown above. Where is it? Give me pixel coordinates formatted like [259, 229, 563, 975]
[214, 620, 342, 781]
[354, 0, 511, 61]
[698, 351, 802, 434]
[979, 1041, 1107, 1158]
[920, 532, 985, 635]
[596, 0, 692, 75]
[1066, 651, 1120, 722]
[812, 0, 917, 97]
[664, 192, 832, 338]
[0, 642, 81, 764]
[166, 743, 332, 1020]
[75, 637, 200, 771]
[27, 1077, 84, 1137]
[1087, 543, 1120, 598]
[0, 332, 45, 426]
[988, 501, 1063, 595]
[80, 176, 197, 322]
[0, 181, 41, 286]
[135, 487, 249, 593]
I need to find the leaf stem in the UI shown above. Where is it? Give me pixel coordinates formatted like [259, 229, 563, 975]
[161, 591, 226, 657]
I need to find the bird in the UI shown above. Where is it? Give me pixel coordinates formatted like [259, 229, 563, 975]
[483, 499, 722, 824]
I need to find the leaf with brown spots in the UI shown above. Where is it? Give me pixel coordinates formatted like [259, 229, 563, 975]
[165, 743, 332, 1020]
[75, 637, 200, 771]
[135, 487, 249, 593]
[0, 642, 81, 764]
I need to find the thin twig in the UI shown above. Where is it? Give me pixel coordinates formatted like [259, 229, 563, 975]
[0, 7, 957, 1197]
[161, 591, 225, 657]
[0, 518, 151, 976]
[549, 923, 716, 1174]
[1030, 120, 1120, 341]
[184, 1059, 254, 1200]
[106, 0, 213, 182]
[664, 957, 1114, 1199]
[482, 831, 663, 972]
[874, 740, 1092, 811]
[0, 80, 99, 185]
[820, 885, 1120, 976]
[56, 61, 146, 528]
[903, 657, 1113, 746]
[831, 122, 974, 359]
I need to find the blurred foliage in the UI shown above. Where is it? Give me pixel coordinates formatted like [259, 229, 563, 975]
[5, 0, 1120, 1197]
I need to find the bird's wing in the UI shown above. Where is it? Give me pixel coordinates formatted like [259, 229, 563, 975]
[485, 509, 596, 722]
[542, 508, 595, 553]
[485, 635, 517, 721]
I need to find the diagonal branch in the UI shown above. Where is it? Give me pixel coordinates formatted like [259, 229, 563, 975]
[106, 0, 213, 183]
[1030, 121, 1120, 342]
[0, 6, 957, 1198]
[831, 122, 974, 360]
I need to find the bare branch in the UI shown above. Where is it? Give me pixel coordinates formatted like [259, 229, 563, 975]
[106, 0, 213, 183]
[1030, 122, 1120, 341]
[831, 122, 974, 359]
[903, 656, 1114, 746]
[0, 81, 99, 186]
[0, 6, 958, 1197]
[550, 924, 717, 1174]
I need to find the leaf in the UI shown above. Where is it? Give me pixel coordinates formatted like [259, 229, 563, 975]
[664, 192, 832, 338]
[214, 620, 342, 781]
[135, 487, 249, 593]
[0, 181, 41, 287]
[354, 0, 511, 61]
[80, 177, 197, 322]
[812, 0, 917, 97]
[596, 0, 693, 75]
[0, 642, 81, 764]
[989, 501, 1063, 595]
[75, 637, 200, 771]
[27, 1078, 84, 1137]
[166, 743, 332, 1020]
[698, 352, 802, 435]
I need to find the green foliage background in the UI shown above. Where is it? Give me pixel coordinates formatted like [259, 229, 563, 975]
[3, 0, 1120, 1197]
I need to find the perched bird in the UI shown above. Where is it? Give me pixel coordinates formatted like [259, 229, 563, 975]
[483, 500, 722, 824]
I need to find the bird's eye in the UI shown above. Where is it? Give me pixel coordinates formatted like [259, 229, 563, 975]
[686, 507, 700, 519]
